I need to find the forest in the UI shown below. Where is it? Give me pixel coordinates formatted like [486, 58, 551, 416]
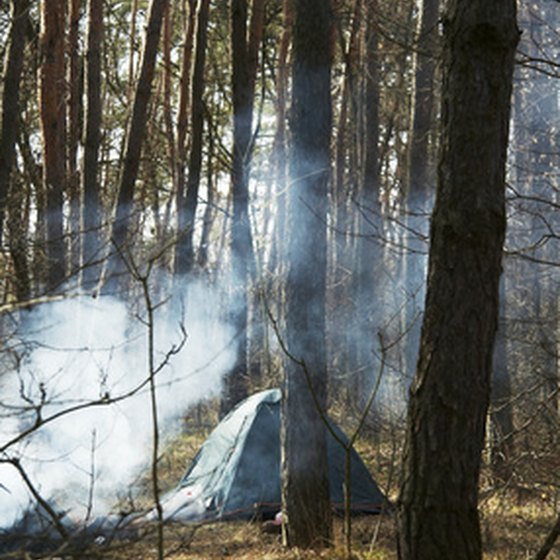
[0, 0, 558, 558]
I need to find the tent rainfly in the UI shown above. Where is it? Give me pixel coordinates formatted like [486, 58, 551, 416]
[156, 389, 387, 522]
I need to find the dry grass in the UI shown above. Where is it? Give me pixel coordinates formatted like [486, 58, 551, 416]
[117, 408, 560, 560]
[94, 497, 560, 560]
[102, 516, 397, 560]
[481, 493, 560, 559]
[42, 401, 554, 559]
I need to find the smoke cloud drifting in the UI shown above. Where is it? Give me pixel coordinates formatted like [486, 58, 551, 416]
[0, 280, 235, 529]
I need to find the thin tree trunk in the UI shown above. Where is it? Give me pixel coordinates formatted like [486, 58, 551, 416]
[281, 0, 333, 549]
[397, 2, 519, 559]
[268, 0, 291, 280]
[330, 0, 361, 398]
[403, 0, 439, 381]
[349, 0, 381, 408]
[161, 3, 176, 196]
[489, 275, 514, 483]
[128, 0, 139, 99]
[197, 120, 215, 269]
[19, 132, 44, 294]
[67, 0, 82, 275]
[221, 0, 264, 414]
[175, 0, 210, 276]
[40, 0, 67, 292]
[82, 0, 103, 290]
[173, 0, 196, 271]
[103, 0, 170, 293]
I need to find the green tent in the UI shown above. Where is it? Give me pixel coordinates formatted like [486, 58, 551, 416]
[158, 389, 387, 522]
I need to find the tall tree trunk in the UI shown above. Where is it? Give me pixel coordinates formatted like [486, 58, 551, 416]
[330, 0, 362, 400]
[403, 0, 439, 381]
[349, 0, 381, 407]
[40, 0, 67, 292]
[489, 275, 514, 484]
[103, 0, 169, 293]
[67, 0, 82, 275]
[19, 132, 43, 296]
[0, 0, 30, 248]
[174, 0, 210, 276]
[82, 0, 103, 290]
[197, 120, 215, 269]
[173, 0, 196, 273]
[397, 2, 519, 559]
[0, 0, 31, 301]
[281, 0, 333, 549]
[221, 0, 264, 414]
[128, 0, 139, 99]
[268, 0, 291, 283]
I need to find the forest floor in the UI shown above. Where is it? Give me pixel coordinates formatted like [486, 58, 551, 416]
[97, 498, 559, 560]
[6, 406, 557, 559]
[102, 416, 560, 560]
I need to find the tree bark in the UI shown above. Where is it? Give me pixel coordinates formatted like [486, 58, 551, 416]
[67, 0, 82, 274]
[349, 0, 382, 407]
[403, 0, 440, 381]
[82, 0, 103, 290]
[268, 0, 291, 281]
[174, 0, 210, 276]
[40, 0, 67, 292]
[103, 0, 169, 293]
[489, 275, 514, 483]
[0, 0, 30, 249]
[172, 0, 195, 272]
[220, 0, 264, 414]
[281, 0, 333, 549]
[397, 2, 519, 559]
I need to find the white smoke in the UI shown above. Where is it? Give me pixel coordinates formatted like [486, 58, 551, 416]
[0, 280, 236, 528]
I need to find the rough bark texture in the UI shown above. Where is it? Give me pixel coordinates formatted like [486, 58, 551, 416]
[103, 0, 169, 293]
[397, 2, 519, 559]
[173, 0, 196, 274]
[281, 0, 333, 549]
[40, 0, 67, 292]
[82, 0, 103, 289]
[0, 0, 30, 249]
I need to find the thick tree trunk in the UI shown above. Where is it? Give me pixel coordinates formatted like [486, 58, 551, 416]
[103, 0, 169, 293]
[40, 0, 67, 292]
[82, 0, 103, 290]
[174, 0, 210, 276]
[281, 0, 333, 549]
[0, 0, 30, 249]
[397, 3, 519, 559]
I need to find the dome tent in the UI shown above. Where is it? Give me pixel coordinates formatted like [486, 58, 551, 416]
[158, 389, 387, 522]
